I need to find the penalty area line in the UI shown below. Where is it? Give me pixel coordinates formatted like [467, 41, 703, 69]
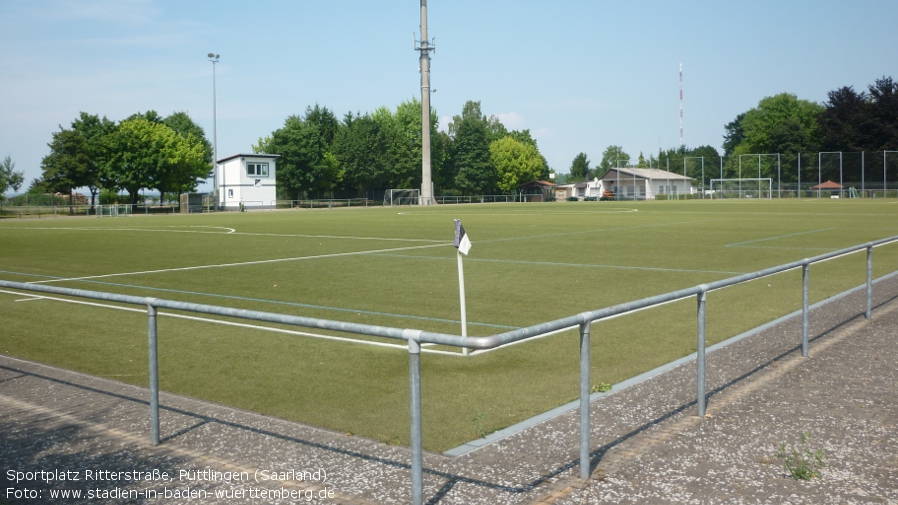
[0, 289, 462, 356]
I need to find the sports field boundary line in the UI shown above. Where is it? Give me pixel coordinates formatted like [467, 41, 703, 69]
[26, 242, 453, 285]
[443, 268, 898, 456]
[0, 289, 461, 357]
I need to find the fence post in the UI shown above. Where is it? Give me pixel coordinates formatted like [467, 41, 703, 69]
[802, 262, 810, 357]
[866, 245, 873, 320]
[408, 335, 423, 505]
[579, 319, 591, 480]
[696, 286, 708, 417]
[147, 300, 160, 446]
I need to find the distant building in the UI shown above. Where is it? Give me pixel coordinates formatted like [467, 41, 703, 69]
[217, 153, 279, 210]
[598, 168, 695, 200]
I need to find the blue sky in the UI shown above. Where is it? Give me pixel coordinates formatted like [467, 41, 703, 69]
[2, 0, 897, 192]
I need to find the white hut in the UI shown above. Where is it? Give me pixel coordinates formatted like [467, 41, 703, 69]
[217, 153, 279, 210]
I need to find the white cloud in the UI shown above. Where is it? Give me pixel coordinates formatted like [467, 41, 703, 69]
[494, 111, 525, 130]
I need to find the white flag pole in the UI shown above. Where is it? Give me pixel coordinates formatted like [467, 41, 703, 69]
[457, 249, 468, 356]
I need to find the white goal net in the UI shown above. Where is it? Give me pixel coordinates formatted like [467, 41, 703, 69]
[709, 178, 772, 199]
[383, 189, 420, 207]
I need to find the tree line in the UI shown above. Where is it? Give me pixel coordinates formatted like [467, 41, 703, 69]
[34, 111, 211, 206]
[22, 76, 896, 204]
[255, 100, 551, 199]
[562, 76, 898, 185]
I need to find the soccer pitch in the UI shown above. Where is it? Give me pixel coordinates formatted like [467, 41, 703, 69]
[2, 199, 897, 452]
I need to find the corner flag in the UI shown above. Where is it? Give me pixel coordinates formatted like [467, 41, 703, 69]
[454, 219, 472, 255]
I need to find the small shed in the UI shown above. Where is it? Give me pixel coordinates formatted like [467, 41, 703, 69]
[812, 180, 844, 190]
[217, 153, 280, 210]
[519, 180, 556, 202]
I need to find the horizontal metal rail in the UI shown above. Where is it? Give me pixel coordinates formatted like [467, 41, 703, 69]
[2, 234, 898, 505]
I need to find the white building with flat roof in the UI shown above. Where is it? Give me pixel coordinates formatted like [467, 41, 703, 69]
[217, 153, 279, 210]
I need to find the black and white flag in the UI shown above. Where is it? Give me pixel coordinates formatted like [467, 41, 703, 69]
[454, 219, 472, 255]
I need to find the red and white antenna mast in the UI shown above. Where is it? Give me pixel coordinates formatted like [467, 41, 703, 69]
[679, 62, 684, 148]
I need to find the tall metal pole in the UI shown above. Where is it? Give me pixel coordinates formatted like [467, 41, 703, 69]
[696, 286, 707, 417]
[578, 320, 591, 480]
[147, 301, 159, 445]
[408, 337, 423, 505]
[417, 1, 434, 205]
[208, 53, 220, 211]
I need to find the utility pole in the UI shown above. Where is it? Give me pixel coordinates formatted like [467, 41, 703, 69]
[416, 0, 435, 205]
[208, 53, 220, 211]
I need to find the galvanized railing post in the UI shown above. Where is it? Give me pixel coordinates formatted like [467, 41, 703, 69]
[578, 319, 592, 480]
[866, 245, 873, 320]
[147, 300, 160, 446]
[408, 335, 423, 505]
[696, 286, 708, 417]
[802, 262, 810, 357]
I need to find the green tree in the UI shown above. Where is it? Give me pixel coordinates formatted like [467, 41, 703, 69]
[598, 145, 630, 173]
[332, 113, 390, 192]
[256, 115, 342, 199]
[866, 76, 898, 150]
[490, 136, 544, 193]
[723, 93, 823, 180]
[0, 155, 25, 199]
[72, 112, 117, 206]
[164, 111, 213, 166]
[41, 128, 92, 208]
[569, 152, 590, 181]
[102, 118, 207, 204]
[303, 104, 340, 147]
[450, 101, 495, 195]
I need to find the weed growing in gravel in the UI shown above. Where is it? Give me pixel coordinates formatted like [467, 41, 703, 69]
[591, 382, 612, 393]
[776, 431, 826, 480]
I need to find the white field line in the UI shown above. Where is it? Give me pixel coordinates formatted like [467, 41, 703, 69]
[468, 294, 693, 356]
[14, 297, 43, 302]
[725, 227, 834, 247]
[28, 242, 452, 285]
[397, 208, 639, 216]
[0, 289, 461, 357]
[0, 225, 445, 243]
[372, 253, 744, 276]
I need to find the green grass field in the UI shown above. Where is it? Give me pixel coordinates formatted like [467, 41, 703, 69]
[2, 199, 898, 451]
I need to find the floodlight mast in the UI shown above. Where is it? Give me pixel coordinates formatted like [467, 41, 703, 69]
[208, 53, 220, 211]
[416, 1, 435, 205]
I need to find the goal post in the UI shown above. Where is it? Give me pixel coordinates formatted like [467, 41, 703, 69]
[383, 189, 420, 207]
[709, 178, 773, 199]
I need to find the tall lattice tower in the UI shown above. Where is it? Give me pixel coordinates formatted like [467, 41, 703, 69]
[679, 62, 684, 147]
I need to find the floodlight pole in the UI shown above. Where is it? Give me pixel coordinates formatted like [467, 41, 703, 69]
[208, 53, 220, 211]
[417, 0, 435, 205]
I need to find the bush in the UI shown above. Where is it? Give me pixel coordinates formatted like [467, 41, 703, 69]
[566, 196, 579, 202]
[583, 196, 597, 201]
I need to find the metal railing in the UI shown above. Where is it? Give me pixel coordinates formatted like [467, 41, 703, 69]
[0, 203, 179, 218]
[275, 198, 371, 209]
[2, 235, 897, 504]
